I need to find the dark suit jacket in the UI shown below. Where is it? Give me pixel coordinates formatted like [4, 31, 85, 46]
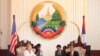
[55, 50, 63, 56]
[62, 51, 68, 56]
[67, 51, 79, 56]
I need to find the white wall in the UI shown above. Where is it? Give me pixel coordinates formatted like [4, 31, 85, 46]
[0, 0, 10, 49]
[10, 0, 84, 56]
[0, 0, 100, 56]
[10, 0, 87, 56]
[86, 0, 100, 50]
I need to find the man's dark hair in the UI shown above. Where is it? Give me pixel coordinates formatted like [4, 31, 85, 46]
[36, 43, 41, 47]
[56, 45, 61, 48]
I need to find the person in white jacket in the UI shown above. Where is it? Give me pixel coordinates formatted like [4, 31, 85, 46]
[24, 43, 36, 56]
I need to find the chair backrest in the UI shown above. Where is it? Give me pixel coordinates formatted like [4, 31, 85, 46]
[74, 47, 86, 56]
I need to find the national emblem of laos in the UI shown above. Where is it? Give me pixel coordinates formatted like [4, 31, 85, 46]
[30, 1, 66, 39]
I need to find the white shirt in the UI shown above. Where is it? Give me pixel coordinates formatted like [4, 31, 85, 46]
[72, 51, 74, 56]
[24, 50, 36, 56]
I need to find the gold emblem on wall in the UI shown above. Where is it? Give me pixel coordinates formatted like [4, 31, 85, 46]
[30, 1, 66, 39]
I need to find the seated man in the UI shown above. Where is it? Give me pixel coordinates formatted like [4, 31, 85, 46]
[55, 45, 63, 56]
[67, 44, 79, 56]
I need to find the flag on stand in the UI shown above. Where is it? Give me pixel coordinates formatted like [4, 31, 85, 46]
[81, 15, 86, 44]
[10, 15, 18, 55]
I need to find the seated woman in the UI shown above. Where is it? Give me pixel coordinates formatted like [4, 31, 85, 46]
[24, 43, 36, 56]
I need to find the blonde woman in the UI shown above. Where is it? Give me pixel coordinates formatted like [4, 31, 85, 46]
[24, 43, 36, 56]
